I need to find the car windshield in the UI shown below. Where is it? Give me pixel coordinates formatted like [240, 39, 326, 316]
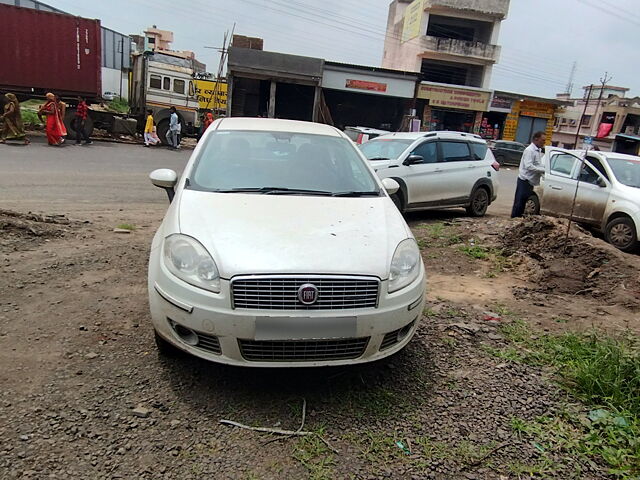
[607, 157, 640, 188]
[359, 138, 414, 160]
[189, 130, 380, 195]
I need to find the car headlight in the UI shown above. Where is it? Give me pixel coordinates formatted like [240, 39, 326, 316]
[163, 234, 220, 293]
[388, 239, 421, 293]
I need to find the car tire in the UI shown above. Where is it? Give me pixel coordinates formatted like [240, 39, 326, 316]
[605, 217, 638, 252]
[524, 194, 540, 215]
[466, 187, 489, 217]
[154, 330, 184, 357]
[156, 119, 170, 146]
[390, 192, 404, 213]
[495, 154, 505, 165]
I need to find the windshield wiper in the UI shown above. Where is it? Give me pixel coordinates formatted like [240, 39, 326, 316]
[331, 190, 381, 197]
[368, 157, 390, 161]
[214, 187, 333, 196]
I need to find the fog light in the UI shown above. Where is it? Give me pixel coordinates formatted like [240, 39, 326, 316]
[168, 319, 199, 346]
[397, 320, 415, 341]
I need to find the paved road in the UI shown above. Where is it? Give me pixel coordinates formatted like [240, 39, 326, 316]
[0, 134, 518, 217]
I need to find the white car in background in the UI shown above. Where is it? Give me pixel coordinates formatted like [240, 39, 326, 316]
[344, 126, 390, 145]
[359, 132, 500, 217]
[147, 118, 426, 366]
[526, 149, 640, 252]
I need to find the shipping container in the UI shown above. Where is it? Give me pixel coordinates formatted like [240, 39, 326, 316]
[0, 3, 101, 98]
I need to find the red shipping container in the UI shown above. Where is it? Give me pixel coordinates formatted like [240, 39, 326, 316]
[0, 4, 101, 98]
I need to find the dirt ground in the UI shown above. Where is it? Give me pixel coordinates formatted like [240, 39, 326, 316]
[1, 206, 638, 480]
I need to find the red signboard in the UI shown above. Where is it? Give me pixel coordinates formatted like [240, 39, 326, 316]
[345, 79, 388, 93]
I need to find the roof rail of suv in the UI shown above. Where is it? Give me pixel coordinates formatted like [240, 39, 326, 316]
[423, 132, 484, 140]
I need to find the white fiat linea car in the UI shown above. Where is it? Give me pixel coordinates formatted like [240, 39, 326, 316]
[147, 118, 426, 367]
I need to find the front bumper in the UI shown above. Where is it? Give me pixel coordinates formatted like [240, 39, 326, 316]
[148, 251, 426, 367]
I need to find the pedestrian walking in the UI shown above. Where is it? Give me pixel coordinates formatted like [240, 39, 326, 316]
[55, 95, 68, 140]
[511, 131, 546, 218]
[0, 93, 30, 145]
[38, 93, 65, 146]
[73, 96, 92, 145]
[203, 112, 214, 133]
[166, 107, 180, 149]
[143, 109, 159, 147]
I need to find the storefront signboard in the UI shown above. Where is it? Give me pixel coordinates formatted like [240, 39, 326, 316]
[345, 79, 387, 93]
[417, 84, 491, 111]
[402, 0, 425, 43]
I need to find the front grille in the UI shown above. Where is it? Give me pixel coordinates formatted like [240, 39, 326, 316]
[238, 338, 369, 362]
[231, 276, 380, 310]
[194, 331, 221, 355]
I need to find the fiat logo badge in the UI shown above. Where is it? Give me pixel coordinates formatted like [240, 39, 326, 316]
[298, 283, 319, 305]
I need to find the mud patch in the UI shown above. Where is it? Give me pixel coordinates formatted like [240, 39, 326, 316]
[0, 209, 85, 253]
[500, 217, 640, 310]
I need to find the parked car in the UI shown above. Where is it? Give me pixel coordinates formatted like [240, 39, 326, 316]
[490, 140, 526, 166]
[526, 149, 640, 252]
[344, 126, 390, 145]
[359, 131, 500, 217]
[147, 118, 426, 366]
[102, 91, 117, 101]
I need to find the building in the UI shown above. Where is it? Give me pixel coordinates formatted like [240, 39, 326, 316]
[553, 85, 640, 151]
[131, 26, 206, 72]
[382, 0, 510, 89]
[0, 0, 132, 101]
[227, 40, 420, 131]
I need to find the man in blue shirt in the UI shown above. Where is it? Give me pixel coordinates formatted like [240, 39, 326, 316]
[166, 107, 180, 150]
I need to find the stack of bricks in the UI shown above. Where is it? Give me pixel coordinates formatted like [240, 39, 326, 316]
[231, 35, 264, 50]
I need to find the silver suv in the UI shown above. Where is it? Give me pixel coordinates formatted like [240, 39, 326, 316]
[359, 131, 500, 217]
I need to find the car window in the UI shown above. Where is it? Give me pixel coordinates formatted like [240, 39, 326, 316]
[550, 153, 578, 177]
[586, 156, 610, 180]
[469, 143, 488, 161]
[173, 79, 185, 94]
[359, 139, 413, 160]
[607, 157, 640, 188]
[439, 141, 472, 162]
[190, 130, 380, 194]
[411, 141, 437, 164]
[578, 163, 601, 185]
[515, 144, 526, 152]
[149, 75, 162, 89]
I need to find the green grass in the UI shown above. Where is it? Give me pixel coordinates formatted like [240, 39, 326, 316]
[20, 108, 42, 126]
[107, 97, 129, 113]
[491, 320, 640, 477]
[459, 245, 490, 259]
[293, 433, 335, 480]
[116, 223, 136, 231]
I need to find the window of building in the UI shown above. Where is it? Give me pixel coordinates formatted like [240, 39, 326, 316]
[581, 115, 592, 126]
[439, 142, 472, 162]
[173, 79, 185, 94]
[149, 75, 162, 89]
[163, 77, 171, 90]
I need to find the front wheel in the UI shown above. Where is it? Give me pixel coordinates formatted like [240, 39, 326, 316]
[156, 119, 170, 146]
[390, 192, 404, 213]
[466, 188, 489, 217]
[524, 194, 540, 215]
[605, 217, 637, 252]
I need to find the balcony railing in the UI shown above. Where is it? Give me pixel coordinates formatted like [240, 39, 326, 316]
[426, 0, 510, 18]
[420, 35, 501, 62]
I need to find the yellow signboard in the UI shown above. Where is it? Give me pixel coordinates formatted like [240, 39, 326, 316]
[194, 80, 228, 111]
[402, 0, 425, 43]
[417, 84, 491, 112]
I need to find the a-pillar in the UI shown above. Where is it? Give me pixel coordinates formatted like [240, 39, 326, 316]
[268, 80, 276, 118]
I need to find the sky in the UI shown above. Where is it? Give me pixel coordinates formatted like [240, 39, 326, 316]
[46, 0, 639, 98]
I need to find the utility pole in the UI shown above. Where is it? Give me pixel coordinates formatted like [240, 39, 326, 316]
[565, 61, 577, 96]
[591, 71, 613, 137]
[574, 84, 593, 148]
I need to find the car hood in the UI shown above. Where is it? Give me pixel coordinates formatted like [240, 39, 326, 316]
[177, 190, 412, 278]
[616, 184, 640, 208]
[369, 159, 395, 171]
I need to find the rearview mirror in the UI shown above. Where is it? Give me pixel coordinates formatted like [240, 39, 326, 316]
[403, 154, 424, 166]
[150, 169, 178, 202]
[381, 178, 400, 195]
[596, 177, 606, 188]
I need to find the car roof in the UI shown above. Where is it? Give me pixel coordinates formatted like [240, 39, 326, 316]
[215, 117, 343, 137]
[568, 150, 640, 162]
[345, 126, 390, 135]
[374, 131, 485, 143]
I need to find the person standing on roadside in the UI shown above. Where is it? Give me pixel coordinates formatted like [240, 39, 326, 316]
[73, 96, 92, 145]
[0, 93, 30, 145]
[143, 109, 158, 147]
[511, 131, 546, 218]
[166, 107, 180, 150]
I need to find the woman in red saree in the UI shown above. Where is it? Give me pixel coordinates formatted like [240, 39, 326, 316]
[38, 93, 65, 145]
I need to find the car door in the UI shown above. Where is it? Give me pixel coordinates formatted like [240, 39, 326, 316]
[540, 150, 581, 218]
[435, 140, 476, 204]
[397, 140, 439, 205]
[571, 160, 611, 225]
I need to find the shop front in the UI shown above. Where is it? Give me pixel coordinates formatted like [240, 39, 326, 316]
[416, 82, 492, 134]
[496, 93, 561, 145]
[320, 63, 420, 131]
[479, 94, 513, 140]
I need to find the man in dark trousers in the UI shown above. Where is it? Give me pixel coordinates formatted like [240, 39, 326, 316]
[511, 131, 546, 217]
[74, 96, 92, 145]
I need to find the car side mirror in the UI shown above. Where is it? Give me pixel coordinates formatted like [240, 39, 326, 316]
[596, 177, 606, 188]
[403, 154, 424, 166]
[150, 169, 178, 202]
[381, 178, 400, 195]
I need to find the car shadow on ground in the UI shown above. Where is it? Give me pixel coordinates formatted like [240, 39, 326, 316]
[156, 336, 437, 427]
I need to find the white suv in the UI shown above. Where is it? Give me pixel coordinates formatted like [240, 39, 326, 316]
[359, 132, 500, 216]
